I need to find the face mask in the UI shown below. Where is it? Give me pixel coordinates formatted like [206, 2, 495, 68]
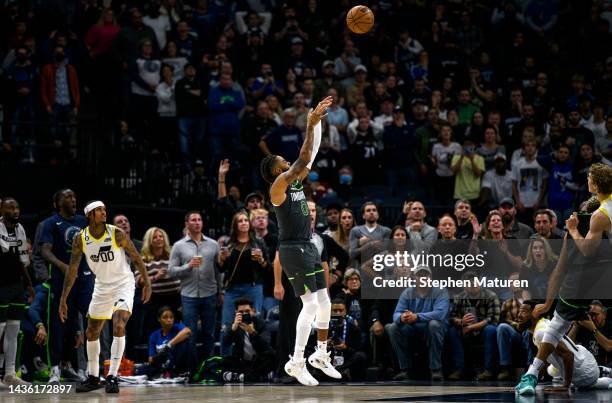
[308, 172, 319, 182]
[54, 53, 65, 62]
[339, 174, 352, 185]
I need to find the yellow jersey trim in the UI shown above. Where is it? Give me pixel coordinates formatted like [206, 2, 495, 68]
[110, 225, 120, 249]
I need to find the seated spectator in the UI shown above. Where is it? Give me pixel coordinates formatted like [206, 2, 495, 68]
[335, 40, 361, 79]
[456, 89, 480, 125]
[448, 270, 500, 381]
[324, 298, 367, 381]
[340, 268, 364, 334]
[325, 88, 349, 138]
[451, 136, 485, 204]
[568, 300, 612, 366]
[497, 276, 533, 380]
[148, 306, 193, 376]
[531, 209, 564, 253]
[221, 298, 275, 383]
[386, 265, 449, 381]
[519, 237, 558, 301]
[480, 153, 513, 212]
[373, 97, 395, 128]
[288, 92, 308, 133]
[162, 40, 188, 81]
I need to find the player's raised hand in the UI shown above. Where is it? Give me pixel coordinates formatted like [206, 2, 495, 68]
[307, 96, 333, 127]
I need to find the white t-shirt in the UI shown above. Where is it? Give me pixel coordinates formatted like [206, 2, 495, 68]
[511, 157, 548, 208]
[481, 169, 513, 206]
[432, 142, 462, 177]
[143, 15, 171, 49]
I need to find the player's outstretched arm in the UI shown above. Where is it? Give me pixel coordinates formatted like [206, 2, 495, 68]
[115, 228, 152, 303]
[270, 96, 332, 205]
[59, 234, 83, 322]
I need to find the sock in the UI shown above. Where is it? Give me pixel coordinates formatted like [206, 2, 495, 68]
[293, 293, 317, 361]
[4, 320, 20, 376]
[527, 357, 546, 377]
[86, 340, 101, 378]
[109, 336, 125, 377]
[317, 340, 328, 352]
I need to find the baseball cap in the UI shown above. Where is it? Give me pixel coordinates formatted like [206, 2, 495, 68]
[354, 64, 367, 73]
[322, 60, 334, 67]
[194, 159, 205, 167]
[393, 105, 403, 113]
[245, 192, 264, 204]
[414, 265, 431, 275]
[290, 36, 304, 45]
[494, 153, 507, 161]
[499, 197, 515, 208]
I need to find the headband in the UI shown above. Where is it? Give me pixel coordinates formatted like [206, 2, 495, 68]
[84, 201, 105, 216]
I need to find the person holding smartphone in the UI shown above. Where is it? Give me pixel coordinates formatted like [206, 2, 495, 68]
[451, 136, 485, 206]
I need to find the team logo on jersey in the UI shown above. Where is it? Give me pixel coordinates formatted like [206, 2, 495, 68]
[64, 226, 82, 247]
[290, 181, 303, 191]
[90, 245, 115, 263]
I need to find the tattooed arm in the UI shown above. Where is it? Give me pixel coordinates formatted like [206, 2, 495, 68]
[115, 227, 152, 303]
[270, 96, 332, 205]
[59, 234, 83, 323]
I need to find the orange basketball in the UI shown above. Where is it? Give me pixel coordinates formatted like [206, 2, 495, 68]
[346, 5, 375, 34]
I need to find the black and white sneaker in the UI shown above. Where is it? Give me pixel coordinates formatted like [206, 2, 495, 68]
[105, 375, 119, 393]
[222, 371, 244, 383]
[76, 375, 103, 393]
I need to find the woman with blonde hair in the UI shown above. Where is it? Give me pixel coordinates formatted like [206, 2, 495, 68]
[520, 237, 558, 300]
[138, 227, 182, 335]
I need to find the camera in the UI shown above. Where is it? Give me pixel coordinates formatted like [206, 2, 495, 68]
[240, 311, 252, 324]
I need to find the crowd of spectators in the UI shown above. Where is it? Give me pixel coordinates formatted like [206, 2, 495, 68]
[1, 0, 612, 386]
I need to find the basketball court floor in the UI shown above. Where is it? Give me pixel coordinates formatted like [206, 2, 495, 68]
[2, 381, 609, 402]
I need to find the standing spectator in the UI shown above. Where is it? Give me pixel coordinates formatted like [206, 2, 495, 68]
[546, 145, 577, 222]
[334, 40, 361, 79]
[143, 1, 171, 51]
[208, 72, 246, 169]
[511, 140, 548, 225]
[498, 198, 534, 239]
[456, 89, 480, 125]
[480, 153, 513, 211]
[405, 201, 438, 242]
[383, 107, 418, 194]
[564, 108, 595, 156]
[345, 65, 370, 108]
[154, 64, 176, 155]
[324, 88, 349, 137]
[84, 8, 120, 116]
[138, 227, 181, 337]
[568, 300, 612, 366]
[128, 39, 160, 141]
[5, 45, 37, 162]
[451, 137, 485, 204]
[250, 208, 278, 314]
[349, 202, 391, 269]
[0, 197, 34, 386]
[519, 237, 558, 301]
[260, 109, 302, 163]
[175, 63, 207, 170]
[496, 287, 533, 380]
[386, 266, 449, 381]
[162, 40, 187, 82]
[314, 61, 345, 106]
[168, 211, 221, 365]
[217, 211, 268, 356]
[448, 271, 500, 381]
[114, 9, 159, 66]
[525, 0, 558, 39]
[241, 100, 277, 189]
[171, 21, 199, 62]
[453, 200, 479, 240]
[38, 189, 91, 383]
[349, 117, 383, 185]
[431, 123, 462, 205]
[40, 45, 80, 155]
[477, 126, 506, 171]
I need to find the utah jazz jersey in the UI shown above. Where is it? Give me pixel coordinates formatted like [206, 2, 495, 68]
[598, 195, 612, 238]
[273, 180, 311, 242]
[81, 224, 132, 285]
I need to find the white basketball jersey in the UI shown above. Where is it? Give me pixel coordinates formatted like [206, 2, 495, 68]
[81, 224, 133, 285]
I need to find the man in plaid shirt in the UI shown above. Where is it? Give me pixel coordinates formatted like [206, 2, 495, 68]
[496, 274, 533, 381]
[447, 270, 500, 381]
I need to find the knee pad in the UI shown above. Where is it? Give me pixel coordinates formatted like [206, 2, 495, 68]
[314, 289, 331, 329]
[540, 313, 572, 347]
[299, 292, 319, 317]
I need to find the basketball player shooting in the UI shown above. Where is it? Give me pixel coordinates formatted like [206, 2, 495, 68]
[260, 96, 341, 386]
[59, 201, 152, 393]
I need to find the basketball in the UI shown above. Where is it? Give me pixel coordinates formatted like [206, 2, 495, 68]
[346, 5, 374, 34]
